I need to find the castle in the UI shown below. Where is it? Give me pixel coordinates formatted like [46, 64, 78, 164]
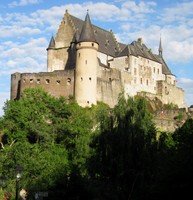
[11, 10, 185, 109]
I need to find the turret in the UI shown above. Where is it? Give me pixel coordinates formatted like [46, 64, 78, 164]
[47, 35, 55, 72]
[75, 12, 99, 107]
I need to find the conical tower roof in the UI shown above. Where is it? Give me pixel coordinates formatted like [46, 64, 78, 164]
[78, 12, 97, 43]
[47, 35, 55, 50]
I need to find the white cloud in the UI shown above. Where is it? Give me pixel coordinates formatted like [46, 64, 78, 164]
[0, 38, 47, 76]
[122, 1, 156, 14]
[160, 1, 193, 24]
[8, 0, 40, 8]
[179, 78, 193, 85]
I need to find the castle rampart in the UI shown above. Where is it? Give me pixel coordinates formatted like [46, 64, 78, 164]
[11, 70, 75, 100]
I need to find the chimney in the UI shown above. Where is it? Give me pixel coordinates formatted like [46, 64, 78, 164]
[138, 37, 143, 45]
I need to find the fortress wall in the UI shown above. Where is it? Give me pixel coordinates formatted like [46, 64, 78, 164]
[11, 72, 21, 100]
[154, 118, 176, 132]
[154, 108, 187, 132]
[110, 56, 128, 71]
[19, 70, 74, 99]
[166, 74, 176, 85]
[97, 68, 122, 107]
[157, 81, 185, 108]
[48, 48, 69, 72]
[97, 52, 108, 65]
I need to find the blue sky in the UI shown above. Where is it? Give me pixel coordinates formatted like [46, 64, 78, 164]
[0, 0, 193, 116]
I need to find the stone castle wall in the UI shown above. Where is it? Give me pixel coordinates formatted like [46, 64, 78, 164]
[11, 70, 75, 100]
[97, 67, 123, 107]
[154, 108, 187, 132]
[157, 81, 185, 108]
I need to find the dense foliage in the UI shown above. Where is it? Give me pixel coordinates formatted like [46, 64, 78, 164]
[0, 88, 192, 200]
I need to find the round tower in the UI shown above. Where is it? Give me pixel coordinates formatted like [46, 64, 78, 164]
[47, 35, 55, 72]
[75, 12, 98, 107]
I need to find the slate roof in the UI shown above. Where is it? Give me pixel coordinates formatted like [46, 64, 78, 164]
[155, 55, 172, 75]
[78, 13, 97, 43]
[68, 12, 172, 75]
[118, 41, 161, 63]
[69, 14, 122, 57]
[47, 35, 55, 49]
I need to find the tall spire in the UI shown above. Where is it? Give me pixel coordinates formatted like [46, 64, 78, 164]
[159, 36, 162, 57]
[78, 11, 97, 43]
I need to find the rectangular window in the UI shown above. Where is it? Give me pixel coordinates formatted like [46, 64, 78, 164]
[134, 68, 137, 75]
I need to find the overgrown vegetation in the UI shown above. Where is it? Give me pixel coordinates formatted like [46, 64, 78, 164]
[0, 88, 192, 200]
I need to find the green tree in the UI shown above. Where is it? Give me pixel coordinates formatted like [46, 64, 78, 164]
[88, 95, 157, 200]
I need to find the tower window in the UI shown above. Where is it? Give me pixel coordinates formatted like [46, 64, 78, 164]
[140, 78, 143, 84]
[85, 60, 87, 64]
[146, 79, 149, 85]
[89, 77, 91, 81]
[37, 79, 40, 84]
[92, 43, 94, 47]
[81, 77, 83, 81]
[79, 53, 80, 57]
[56, 80, 60, 85]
